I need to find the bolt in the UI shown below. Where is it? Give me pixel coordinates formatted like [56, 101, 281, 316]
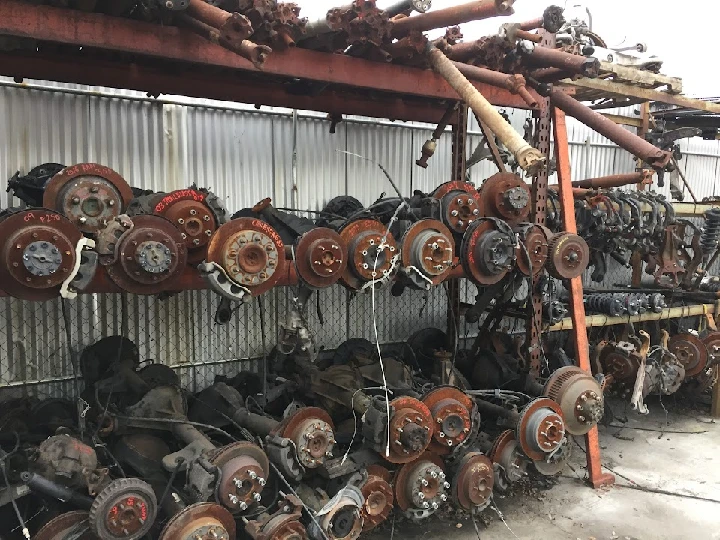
[90, 186, 99, 193]
[193, 239, 201, 245]
[178, 218, 185, 224]
[439, 432, 445, 438]
[253, 493, 262, 502]
[430, 472, 438, 479]
[239, 501, 248, 511]
[473, 209, 480, 215]
[78, 217, 87, 224]
[578, 416, 586, 422]
[431, 502, 439, 510]
[206, 230, 213, 236]
[108, 200, 115, 207]
[439, 472, 445, 480]
[440, 493, 448, 501]
[422, 501, 429, 509]
[418, 492, 425, 500]
[258, 477, 266, 486]
[451, 210, 459, 217]
[233, 478, 243, 489]
[421, 479, 429, 487]
[443, 482, 450, 489]
[457, 198, 464, 205]
[249, 471, 257, 480]
[190, 209, 197, 215]
[71, 197, 80, 204]
[228, 494, 239, 505]
[181, 233, 187, 239]
[468, 198, 475, 205]
[457, 221, 464, 227]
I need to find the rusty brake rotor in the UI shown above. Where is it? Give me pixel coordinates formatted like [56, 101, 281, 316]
[384, 396, 434, 464]
[35, 511, 94, 540]
[544, 366, 603, 435]
[271, 407, 336, 469]
[102, 214, 187, 294]
[599, 342, 641, 383]
[43, 163, 133, 235]
[159, 503, 236, 540]
[547, 232, 590, 280]
[244, 494, 307, 540]
[431, 181, 480, 235]
[421, 386, 474, 456]
[400, 219, 455, 285]
[478, 172, 531, 226]
[515, 224, 550, 277]
[153, 189, 220, 265]
[460, 219, 516, 286]
[360, 465, 393, 531]
[0, 209, 83, 301]
[208, 441, 270, 512]
[88, 477, 157, 540]
[702, 331, 720, 368]
[339, 219, 398, 290]
[451, 452, 494, 511]
[487, 430, 526, 492]
[294, 227, 348, 289]
[668, 333, 709, 378]
[206, 217, 286, 296]
[394, 452, 448, 516]
[515, 398, 566, 461]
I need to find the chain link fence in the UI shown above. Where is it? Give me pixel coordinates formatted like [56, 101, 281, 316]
[0, 282, 451, 402]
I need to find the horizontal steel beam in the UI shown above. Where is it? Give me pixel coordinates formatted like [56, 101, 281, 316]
[560, 77, 720, 114]
[0, 1, 532, 112]
[0, 52, 456, 124]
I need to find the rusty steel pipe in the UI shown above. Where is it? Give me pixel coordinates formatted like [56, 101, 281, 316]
[177, 13, 270, 67]
[428, 46, 544, 172]
[185, 0, 254, 47]
[523, 45, 600, 77]
[518, 5, 565, 32]
[444, 39, 485, 62]
[453, 61, 538, 108]
[519, 16, 543, 31]
[549, 88, 672, 168]
[391, 0, 514, 37]
[529, 67, 575, 82]
[570, 171, 654, 189]
[385, 0, 432, 17]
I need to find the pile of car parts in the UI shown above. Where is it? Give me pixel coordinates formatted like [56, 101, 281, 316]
[0, 330, 612, 539]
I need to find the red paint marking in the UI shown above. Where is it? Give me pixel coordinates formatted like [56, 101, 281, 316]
[251, 219, 283, 246]
[155, 189, 206, 213]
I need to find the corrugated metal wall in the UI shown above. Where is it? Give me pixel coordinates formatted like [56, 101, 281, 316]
[1, 79, 719, 398]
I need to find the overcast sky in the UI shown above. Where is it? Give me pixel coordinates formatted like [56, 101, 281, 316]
[299, 0, 717, 97]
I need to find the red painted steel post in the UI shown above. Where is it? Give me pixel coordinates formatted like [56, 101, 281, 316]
[553, 108, 615, 489]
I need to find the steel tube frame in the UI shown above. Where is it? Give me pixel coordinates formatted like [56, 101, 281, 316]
[550, 88, 672, 168]
[524, 46, 601, 77]
[553, 108, 615, 490]
[391, 0, 514, 37]
[0, 1, 533, 116]
[453, 61, 538, 108]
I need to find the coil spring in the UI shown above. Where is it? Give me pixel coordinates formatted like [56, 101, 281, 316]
[700, 208, 720, 254]
[585, 292, 668, 316]
[701, 277, 720, 293]
[585, 294, 624, 317]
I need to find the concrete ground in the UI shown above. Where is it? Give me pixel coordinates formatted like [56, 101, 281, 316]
[371, 397, 720, 540]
